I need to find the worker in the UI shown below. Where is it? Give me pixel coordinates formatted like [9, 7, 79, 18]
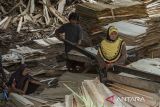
[55, 12, 83, 71]
[98, 26, 127, 69]
[7, 64, 42, 95]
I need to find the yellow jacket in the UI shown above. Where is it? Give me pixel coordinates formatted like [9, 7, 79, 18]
[98, 38, 125, 63]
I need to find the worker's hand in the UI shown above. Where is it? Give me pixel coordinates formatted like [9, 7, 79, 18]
[55, 33, 65, 40]
[106, 63, 113, 69]
[18, 90, 25, 95]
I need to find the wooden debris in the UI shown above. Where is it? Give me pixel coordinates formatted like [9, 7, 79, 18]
[42, 0, 50, 25]
[17, 17, 23, 33]
[48, 5, 69, 24]
[58, 0, 66, 14]
[0, 16, 9, 26]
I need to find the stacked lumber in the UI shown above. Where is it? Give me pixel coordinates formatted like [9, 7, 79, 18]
[62, 79, 128, 107]
[109, 83, 160, 107]
[127, 58, 160, 76]
[76, 1, 147, 34]
[104, 20, 160, 48]
[2, 46, 46, 66]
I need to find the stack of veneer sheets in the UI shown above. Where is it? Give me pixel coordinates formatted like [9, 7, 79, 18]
[104, 20, 160, 48]
[76, 1, 148, 34]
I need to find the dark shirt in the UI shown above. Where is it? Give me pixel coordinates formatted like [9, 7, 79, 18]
[55, 23, 83, 53]
[7, 72, 31, 90]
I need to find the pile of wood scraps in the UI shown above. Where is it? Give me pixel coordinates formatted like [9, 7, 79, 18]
[0, 0, 70, 49]
[76, 1, 147, 34]
[2, 46, 46, 66]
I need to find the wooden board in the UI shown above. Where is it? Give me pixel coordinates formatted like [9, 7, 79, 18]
[107, 72, 160, 92]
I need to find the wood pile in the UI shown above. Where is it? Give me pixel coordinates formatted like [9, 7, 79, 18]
[104, 20, 160, 48]
[127, 58, 160, 76]
[63, 79, 127, 107]
[0, 0, 70, 50]
[109, 83, 160, 107]
[2, 45, 46, 66]
[76, 1, 147, 34]
[54, 78, 160, 107]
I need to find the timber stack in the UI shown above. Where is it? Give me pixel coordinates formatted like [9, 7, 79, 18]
[76, 1, 147, 34]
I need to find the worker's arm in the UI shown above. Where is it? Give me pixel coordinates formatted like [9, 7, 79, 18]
[30, 79, 43, 85]
[55, 25, 65, 39]
[78, 25, 83, 45]
[11, 80, 25, 94]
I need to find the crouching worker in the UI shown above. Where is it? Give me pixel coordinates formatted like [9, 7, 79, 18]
[7, 64, 42, 95]
[98, 26, 127, 69]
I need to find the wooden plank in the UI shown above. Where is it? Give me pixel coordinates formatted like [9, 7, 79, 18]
[23, 95, 48, 104]
[17, 17, 23, 33]
[0, 16, 9, 26]
[113, 65, 160, 82]
[107, 72, 160, 93]
[23, 95, 49, 107]
[10, 93, 34, 107]
[58, 0, 66, 14]
[65, 95, 73, 107]
[64, 53, 92, 63]
[3, 16, 12, 29]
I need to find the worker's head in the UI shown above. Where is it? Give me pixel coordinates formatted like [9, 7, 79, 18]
[106, 26, 118, 41]
[17, 64, 31, 76]
[69, 12, 80, 24]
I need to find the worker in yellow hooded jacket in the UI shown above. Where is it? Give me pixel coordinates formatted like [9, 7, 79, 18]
[98, 26, 127, 68]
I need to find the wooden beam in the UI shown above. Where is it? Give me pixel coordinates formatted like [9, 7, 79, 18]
[113, 65, 160, 82]
[107, 72, 160, 93]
